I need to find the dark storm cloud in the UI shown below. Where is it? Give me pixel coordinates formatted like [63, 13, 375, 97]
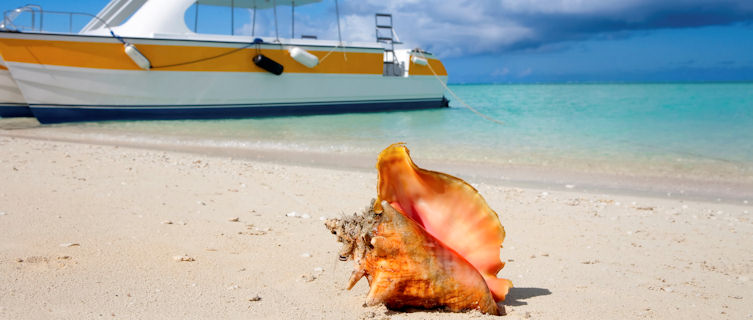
[335, 0, 753, 56]
[504, 1, 753, 48]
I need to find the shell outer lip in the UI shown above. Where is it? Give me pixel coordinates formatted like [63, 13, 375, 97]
[374, 143, 512, 302]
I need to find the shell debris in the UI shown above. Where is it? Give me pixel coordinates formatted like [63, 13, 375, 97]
[59, 242, 80, 247]
[300, 274, 317, 282]
[173, 255, 195, 262]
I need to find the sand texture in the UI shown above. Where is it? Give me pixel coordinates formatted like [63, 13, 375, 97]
[1, 135, 752, 319]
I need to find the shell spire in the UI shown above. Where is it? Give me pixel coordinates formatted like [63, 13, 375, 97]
[374, 143, 512, 302]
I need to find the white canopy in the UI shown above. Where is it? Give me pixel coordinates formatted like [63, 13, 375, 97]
[80, 0, 148, 33]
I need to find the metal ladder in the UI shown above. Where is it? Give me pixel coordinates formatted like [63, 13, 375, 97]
[375, 13, 402, 76]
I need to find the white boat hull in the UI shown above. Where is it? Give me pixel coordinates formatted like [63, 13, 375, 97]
[0, 56, 31, 118]
[0, 32, 449, 123]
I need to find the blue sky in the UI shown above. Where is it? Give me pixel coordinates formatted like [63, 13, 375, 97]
[3, 0, 752, 83]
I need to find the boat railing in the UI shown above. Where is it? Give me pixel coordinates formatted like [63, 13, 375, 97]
[1, 4, 41, 31]
[1, 5, 100, 34]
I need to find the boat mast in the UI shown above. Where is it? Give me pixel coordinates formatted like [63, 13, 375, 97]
[291, 1, 295, 39]
[273, 0, 279, 42]
[194, 1, 198, 32]
[334, 0, 342, 44]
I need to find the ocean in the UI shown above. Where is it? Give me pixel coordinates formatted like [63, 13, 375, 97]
[4, 82, 753, 201]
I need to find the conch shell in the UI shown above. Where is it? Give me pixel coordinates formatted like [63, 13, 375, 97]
[325, 143, 512, 315]
[325, 202, 501, 315]
[374, 143, 512, 302]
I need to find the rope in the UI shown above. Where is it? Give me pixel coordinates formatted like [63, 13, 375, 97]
[334, 0, 347, 61]
[149, 42, 256, 69]
[415, 51, 505, 125]
[26, 9, 268, 71]
[318, 43, 342, 63]
[252, 6, 256, 36]
[109, 30, 127, 45]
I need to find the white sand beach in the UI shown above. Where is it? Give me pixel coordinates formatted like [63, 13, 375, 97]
[1, 133, 751, 319]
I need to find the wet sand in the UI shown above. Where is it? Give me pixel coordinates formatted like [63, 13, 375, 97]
[2, 117, 751, 204]
[0, 133, 752, 319]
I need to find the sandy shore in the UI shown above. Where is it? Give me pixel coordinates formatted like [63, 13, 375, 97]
[1, 117, 751, 204]
[1, 134, 751, 319]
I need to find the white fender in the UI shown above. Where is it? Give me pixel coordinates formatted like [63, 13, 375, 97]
[288, 47, 319, 68]
[124, 44, 151, 70]
[411, 55, 428, 66]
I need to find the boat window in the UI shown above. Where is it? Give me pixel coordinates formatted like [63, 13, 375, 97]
[184, 3, 234, 35]
[183, 1, 316, 39]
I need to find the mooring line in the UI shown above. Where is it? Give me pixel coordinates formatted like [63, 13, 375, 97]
[415, 51, 505, 125]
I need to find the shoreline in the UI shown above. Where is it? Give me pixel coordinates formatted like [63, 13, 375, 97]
[1, 135, 752, 319]
[1, 119, 751, 205]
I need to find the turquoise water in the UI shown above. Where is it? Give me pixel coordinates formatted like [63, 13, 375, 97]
[43, 82, 753, 186]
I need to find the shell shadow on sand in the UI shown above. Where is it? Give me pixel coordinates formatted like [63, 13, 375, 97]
[504, 287, 552, 307]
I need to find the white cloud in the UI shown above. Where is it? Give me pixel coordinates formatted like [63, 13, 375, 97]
[335, 0, 753, 57]
[232, 0, 753, 57]
[339, 14, 373, 42]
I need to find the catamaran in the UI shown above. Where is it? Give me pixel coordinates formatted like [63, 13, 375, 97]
[0, 0, 448, 124]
